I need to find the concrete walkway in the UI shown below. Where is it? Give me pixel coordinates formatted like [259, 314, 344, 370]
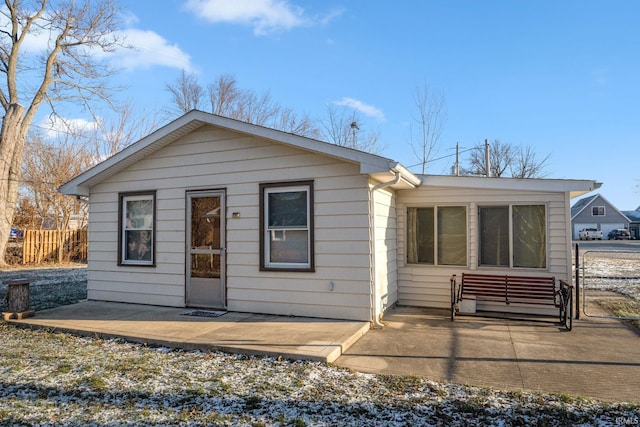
[8, 301, 369, 363]
[336, 301, 640, 403]
[8, 296, 640, 403]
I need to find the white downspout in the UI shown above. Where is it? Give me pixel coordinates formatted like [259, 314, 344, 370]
[369, 171, 402, 329]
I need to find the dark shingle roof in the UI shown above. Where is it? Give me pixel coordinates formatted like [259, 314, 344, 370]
[622, 210, 640, 222]
[571, 194, 599, 218]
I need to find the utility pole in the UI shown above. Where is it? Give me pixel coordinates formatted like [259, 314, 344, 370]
[455, 142, 460, 176]
[484, 139, 491, 177]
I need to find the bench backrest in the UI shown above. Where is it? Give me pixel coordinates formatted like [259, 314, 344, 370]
[460, 273, 507, 299]
[460, 273, 556, 305]
[506, 275, 556, 303]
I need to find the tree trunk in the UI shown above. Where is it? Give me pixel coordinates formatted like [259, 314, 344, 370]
[4, 279, 30, 312]
[0, 104, 27, 267]
[2, 278, 34, 320]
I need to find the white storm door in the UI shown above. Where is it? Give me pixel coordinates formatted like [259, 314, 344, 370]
[186, 191, 225, 308]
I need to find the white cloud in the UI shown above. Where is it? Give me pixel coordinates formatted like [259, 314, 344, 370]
[334, 97, 385, 122]
[319, 7, 345, 26]
[0, 9, 192, 72]
[184, 0, 309, 35]
[42, 117, 101, 139]
[115, 29, 194, 72]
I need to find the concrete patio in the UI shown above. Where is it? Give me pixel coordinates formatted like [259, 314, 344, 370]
[7, 300, 369, 363]
[6, 293, 640, 403]
[336, 299, 640, 403]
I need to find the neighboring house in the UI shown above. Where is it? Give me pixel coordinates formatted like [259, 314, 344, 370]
[571, 194, 630, 240]
[621, 209, 640, 240]
[60, 111, 599, 322]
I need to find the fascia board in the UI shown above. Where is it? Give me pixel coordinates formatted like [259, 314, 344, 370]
[420, 175, 601, 195]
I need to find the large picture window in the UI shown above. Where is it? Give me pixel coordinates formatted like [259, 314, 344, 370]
[479, 204, 547, 269]
[260, 181, 314, 271]
[119, 192, 155, 266]
[407, 206, 467, 266]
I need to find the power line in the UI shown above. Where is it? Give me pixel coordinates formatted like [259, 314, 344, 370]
[406, 145, 476, 171]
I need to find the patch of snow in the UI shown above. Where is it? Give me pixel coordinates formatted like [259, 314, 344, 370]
[1, 263, 639, 425]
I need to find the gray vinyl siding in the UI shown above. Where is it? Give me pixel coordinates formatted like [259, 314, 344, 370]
[396, 186, 571, 315]
[571, 195, 630, 239]
[87, 125, 373, 321]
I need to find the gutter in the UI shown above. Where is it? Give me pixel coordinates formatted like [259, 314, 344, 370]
[369, 171, 402, 329]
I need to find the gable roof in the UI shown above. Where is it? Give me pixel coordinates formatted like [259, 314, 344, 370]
[570, 194, 599, 218]
[571, 193, 630, 221]
[59, 110, 421, 196]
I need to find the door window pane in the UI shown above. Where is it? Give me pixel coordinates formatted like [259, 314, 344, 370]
[191, 197, 221, 249]
[190, 253, 221, 279]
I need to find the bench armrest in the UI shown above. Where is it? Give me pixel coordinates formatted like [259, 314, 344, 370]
[559, 279, 573, 290]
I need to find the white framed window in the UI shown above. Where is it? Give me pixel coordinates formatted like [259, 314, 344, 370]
[406, 206, 467, 266]
[592, 206, 605, 216]
[119, 192, 155, 266]
[260, 181, 314, 271]
[478, 204, 547, 269]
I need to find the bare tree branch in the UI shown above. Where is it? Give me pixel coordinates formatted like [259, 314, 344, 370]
[165, 70, 204, 114]
[319, 103, 382, 153]
[460, 139, 550, 178]
[409, 82, 447, 174]
[167, 71, 321, 139]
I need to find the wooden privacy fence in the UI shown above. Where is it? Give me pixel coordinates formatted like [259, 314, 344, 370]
[22, 229, 88, 264]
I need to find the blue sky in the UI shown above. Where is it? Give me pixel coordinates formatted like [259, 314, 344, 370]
[40, 1, 640, 209]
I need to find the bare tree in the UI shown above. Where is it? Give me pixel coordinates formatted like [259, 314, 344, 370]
[510, 145, 550, 178]
[273, 106, 320, 139]
[165, 70, 204, 115]
[0, 0, 126, 265]
[90, 102, 163, 161]
[319, 104, 381, 153]
[409, 82, 447, 174]
[166, 71, 319, 138]
[22, 130, 91, 231]
[12, 197, 38, 230]
[207, 74, 242, 117]
[460, 139, 549, 178]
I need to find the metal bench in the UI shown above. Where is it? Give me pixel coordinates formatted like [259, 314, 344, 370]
[450, 273, 573, 330]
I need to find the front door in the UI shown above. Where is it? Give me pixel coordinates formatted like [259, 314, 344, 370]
[186, 190, 225, 308]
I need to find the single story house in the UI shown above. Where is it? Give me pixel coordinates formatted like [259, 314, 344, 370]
[60, 110, 599, 324]
[571, 194, 630, 240]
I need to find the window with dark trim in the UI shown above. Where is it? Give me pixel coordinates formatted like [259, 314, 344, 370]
[406, 206, 467, 266]
[478, 204, 547, 269]
[118, 191, 155, 266]
[592, 206, 605, 216]
[260, 181, 314, 271]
